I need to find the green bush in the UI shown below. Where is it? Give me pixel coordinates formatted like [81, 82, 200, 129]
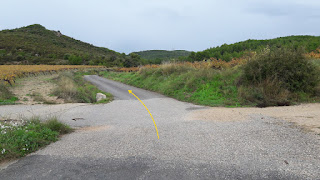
[241, 47, 318, 92]
[239, 47, 319, 106]
[68, 55, 83, 65]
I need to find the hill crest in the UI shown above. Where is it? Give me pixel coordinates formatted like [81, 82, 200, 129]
[0, 24, 138, 66]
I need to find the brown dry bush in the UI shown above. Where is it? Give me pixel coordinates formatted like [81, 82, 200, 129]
[239, 78, 290, 107]
[53, 73, 78, 102]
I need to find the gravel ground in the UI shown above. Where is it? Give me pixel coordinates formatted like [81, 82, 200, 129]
[10, 74, 64, 105]
[0, 75, 319, 179]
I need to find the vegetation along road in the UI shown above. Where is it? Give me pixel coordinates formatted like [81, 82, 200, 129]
[0, 76, 320, 179]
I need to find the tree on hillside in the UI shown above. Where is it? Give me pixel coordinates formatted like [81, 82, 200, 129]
[68, 55, 82, 65]
[123, 53, 140, 67]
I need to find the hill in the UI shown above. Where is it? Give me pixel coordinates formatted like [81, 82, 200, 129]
[0, 24, 139, 67]
[133, 50, 191, 64]
[188, 36, 320, 62]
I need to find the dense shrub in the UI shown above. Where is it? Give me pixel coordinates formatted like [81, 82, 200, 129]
[240, 47, 319, 106]
[238, 78, 290, 107]
[242, 47, 318, 92]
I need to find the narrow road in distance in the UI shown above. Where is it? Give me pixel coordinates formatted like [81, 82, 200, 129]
[0, 75, 320, 179]
[83, 75, 165, 100]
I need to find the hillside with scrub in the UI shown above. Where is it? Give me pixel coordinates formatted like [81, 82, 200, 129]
[1, 24, 320, 67]
[186, 36, 320, 62]
[0, 24, 141, 67]
[130, 36, 320, 65]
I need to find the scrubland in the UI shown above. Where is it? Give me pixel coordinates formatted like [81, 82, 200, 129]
[102, 48, 320, 107]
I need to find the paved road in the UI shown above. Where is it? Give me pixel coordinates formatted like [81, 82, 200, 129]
[1, 75, 320, 179]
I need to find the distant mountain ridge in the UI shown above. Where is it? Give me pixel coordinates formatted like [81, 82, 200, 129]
[1, 24, 319, 66]
[0, 24, 138, 66]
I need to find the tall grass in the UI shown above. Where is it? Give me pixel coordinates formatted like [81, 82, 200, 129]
[53, 72, 78, 102]
[53, 72, 112, 103]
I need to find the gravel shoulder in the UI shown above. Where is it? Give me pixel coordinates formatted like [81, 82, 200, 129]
[187, 103, 320, 134]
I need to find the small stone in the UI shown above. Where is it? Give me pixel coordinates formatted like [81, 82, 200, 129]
[96, 93, 107, 102]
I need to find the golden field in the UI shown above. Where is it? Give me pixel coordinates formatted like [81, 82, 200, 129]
[0, 65, 104, 85]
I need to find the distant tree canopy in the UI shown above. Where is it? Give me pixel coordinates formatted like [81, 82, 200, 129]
[187, 36, 320, 62]
[0, 24, 139, 67]
[133, 50, 191, 64]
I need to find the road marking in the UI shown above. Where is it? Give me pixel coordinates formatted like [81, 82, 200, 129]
[128, 90, 159, 139]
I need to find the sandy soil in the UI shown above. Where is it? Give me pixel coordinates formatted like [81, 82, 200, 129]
[187, 103, 320, 134]
[10, 74, 64, 105]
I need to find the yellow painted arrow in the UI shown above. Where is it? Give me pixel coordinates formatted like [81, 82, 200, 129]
[128, 90, 159, 139]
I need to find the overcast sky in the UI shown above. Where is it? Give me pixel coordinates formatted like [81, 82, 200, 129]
[1, 0, 319, 54]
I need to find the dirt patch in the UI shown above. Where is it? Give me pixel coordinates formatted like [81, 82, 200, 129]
[187, 103, 320, 134]
[186, 108, 252, 122]
[77, 125, 111, 132]
[260, 104, 320, 134]
[10, 74, 64, 105]
[0, 159, 18, 171]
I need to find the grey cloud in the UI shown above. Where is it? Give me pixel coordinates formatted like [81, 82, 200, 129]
[246, 2, 320, 18]
[1, 0, 320, 53]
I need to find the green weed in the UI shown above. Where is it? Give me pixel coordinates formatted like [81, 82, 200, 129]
[0, 117, 72, 162]
[44, 117, 73, 135]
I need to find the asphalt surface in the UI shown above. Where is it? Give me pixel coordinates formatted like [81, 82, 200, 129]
[0, 75, 320, 179]
[83, 75, 164, 100]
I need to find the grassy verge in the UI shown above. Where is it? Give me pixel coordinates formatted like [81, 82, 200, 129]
[0, 117, 73, 163]
[53, 71, 112, 103]
[0, 84, 18, 105]
[101, 67, 244, 107]
[100, 54, 320, 107]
